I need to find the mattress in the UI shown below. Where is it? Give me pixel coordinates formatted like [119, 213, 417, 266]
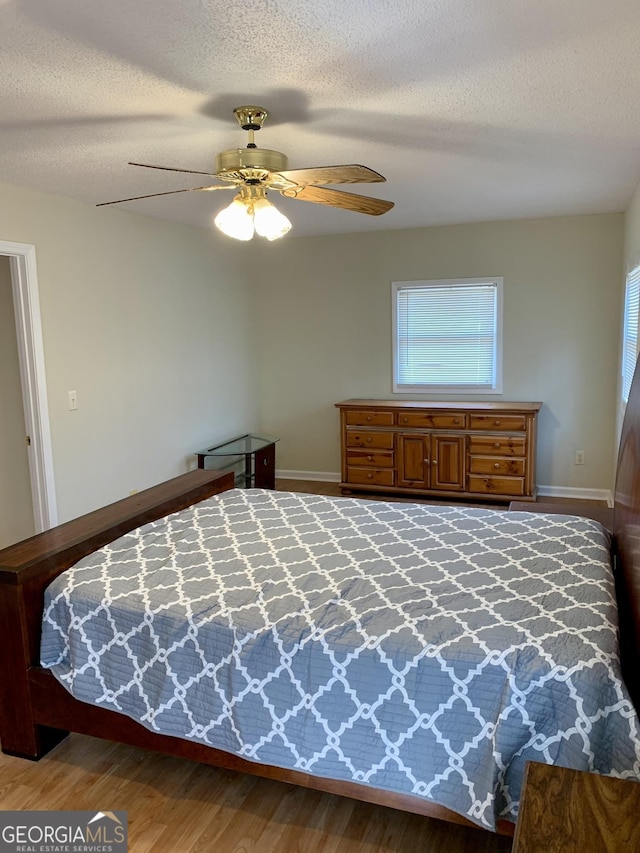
[41, 488, 640, 829]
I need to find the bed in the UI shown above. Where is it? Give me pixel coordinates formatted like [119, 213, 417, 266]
[3, 370, 640, 839]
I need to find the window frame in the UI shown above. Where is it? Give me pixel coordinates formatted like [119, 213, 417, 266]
[391, 277, 504, 395]
[622, 263, 640, 405]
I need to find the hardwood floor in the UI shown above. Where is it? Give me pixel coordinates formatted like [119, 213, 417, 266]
[0, 734, 513, 852]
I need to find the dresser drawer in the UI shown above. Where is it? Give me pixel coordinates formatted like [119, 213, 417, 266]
[469, 456, 525, 476]
[346, 431, 395, 450]
[345, 449, 394, 468]
[345, 410, 394, 427]
[347, 467, 395, 487]
[468, 475, 525, 496]
[469, 414, 527, 432]
[397, 411, 466, 429]
[469, 437, 526, 456]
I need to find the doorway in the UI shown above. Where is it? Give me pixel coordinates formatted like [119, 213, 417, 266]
[0, 257, 33, 545]
[0, 241, 57, 545]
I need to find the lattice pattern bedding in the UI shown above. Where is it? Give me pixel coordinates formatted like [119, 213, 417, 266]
[41, 489, 640, 829]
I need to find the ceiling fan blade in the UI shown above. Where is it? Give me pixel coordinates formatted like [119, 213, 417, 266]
[96, 185, 232, 206]
[129, 161, 219, 178]
[276, 164, 386, 186]
[283, 185, 394, 216]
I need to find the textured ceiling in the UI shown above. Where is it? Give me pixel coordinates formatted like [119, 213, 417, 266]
[2, 0, 640, 238]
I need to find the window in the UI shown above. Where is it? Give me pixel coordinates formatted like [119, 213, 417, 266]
[622, 264, 640, 404]
[392, 278, 503, 394]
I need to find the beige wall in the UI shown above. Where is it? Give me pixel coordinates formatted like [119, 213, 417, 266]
[253, 214, 623, 495]
[0, 176, 626, 530]
[0, 180, 258, 524]
[0, 256, 35, 546]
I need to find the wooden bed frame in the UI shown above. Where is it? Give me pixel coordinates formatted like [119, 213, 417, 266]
[3, 368, 640, 838]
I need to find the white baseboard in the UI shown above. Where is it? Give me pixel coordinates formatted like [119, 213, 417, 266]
[537, 485, 614, 507]
[276, 470, 341, 483]
[277, 471, 614, 506]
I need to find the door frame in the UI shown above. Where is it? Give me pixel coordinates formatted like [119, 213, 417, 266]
[2, 240, 57, 531]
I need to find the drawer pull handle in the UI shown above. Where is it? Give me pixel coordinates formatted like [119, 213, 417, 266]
[454, 418, 460, 424]
[402, 417, 408, 423]
[423, 458, 430, 464]
[366, 437, 372, 443]
[494, 442, 501, 448]
[367, 455, 373, 461]
[494, 463, 500, 469]
[432, 459, 437, 465]
[494, 420, 501, 426]
[367, 473, 373, 479]
[366, 416, 372, 422]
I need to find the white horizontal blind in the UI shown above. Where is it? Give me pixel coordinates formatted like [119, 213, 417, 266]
[394, 279, 501, 391]
[622, 265, 640, 403]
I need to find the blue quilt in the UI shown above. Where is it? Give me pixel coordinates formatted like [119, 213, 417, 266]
[41, 489, 640, 829]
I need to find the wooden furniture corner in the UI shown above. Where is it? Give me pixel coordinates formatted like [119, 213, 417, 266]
[513, 761, 640, 851]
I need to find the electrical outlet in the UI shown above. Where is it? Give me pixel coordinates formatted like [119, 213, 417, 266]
[574, 450, 585, 465]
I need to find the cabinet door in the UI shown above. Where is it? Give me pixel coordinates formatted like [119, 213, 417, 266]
[431, 434, 465, 491]
[397, 434, 430, 487]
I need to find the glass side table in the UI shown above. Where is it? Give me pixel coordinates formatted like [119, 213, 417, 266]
[195, 434, 279, 489]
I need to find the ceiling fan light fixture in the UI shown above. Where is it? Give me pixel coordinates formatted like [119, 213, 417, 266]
[214, 195, 254, 241]
[253, 197, 292, 241]
[214, 187, 291, 242]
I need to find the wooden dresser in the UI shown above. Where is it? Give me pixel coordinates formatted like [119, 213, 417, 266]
[335, 399, 542, 502]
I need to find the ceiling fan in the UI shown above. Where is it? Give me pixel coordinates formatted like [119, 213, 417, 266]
[97, 105, 394, 240]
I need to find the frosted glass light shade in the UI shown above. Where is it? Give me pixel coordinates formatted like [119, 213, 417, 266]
[214, 197, 254, 241]
[253, 198, 292, 240]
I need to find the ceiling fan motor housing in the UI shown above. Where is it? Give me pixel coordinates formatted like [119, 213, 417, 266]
[216, 147, 289, 179]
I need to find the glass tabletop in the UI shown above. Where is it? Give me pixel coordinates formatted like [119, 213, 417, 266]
[196, 433, 279, 457]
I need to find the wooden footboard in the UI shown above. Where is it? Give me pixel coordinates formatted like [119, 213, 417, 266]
[0, 469, 234, 759]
